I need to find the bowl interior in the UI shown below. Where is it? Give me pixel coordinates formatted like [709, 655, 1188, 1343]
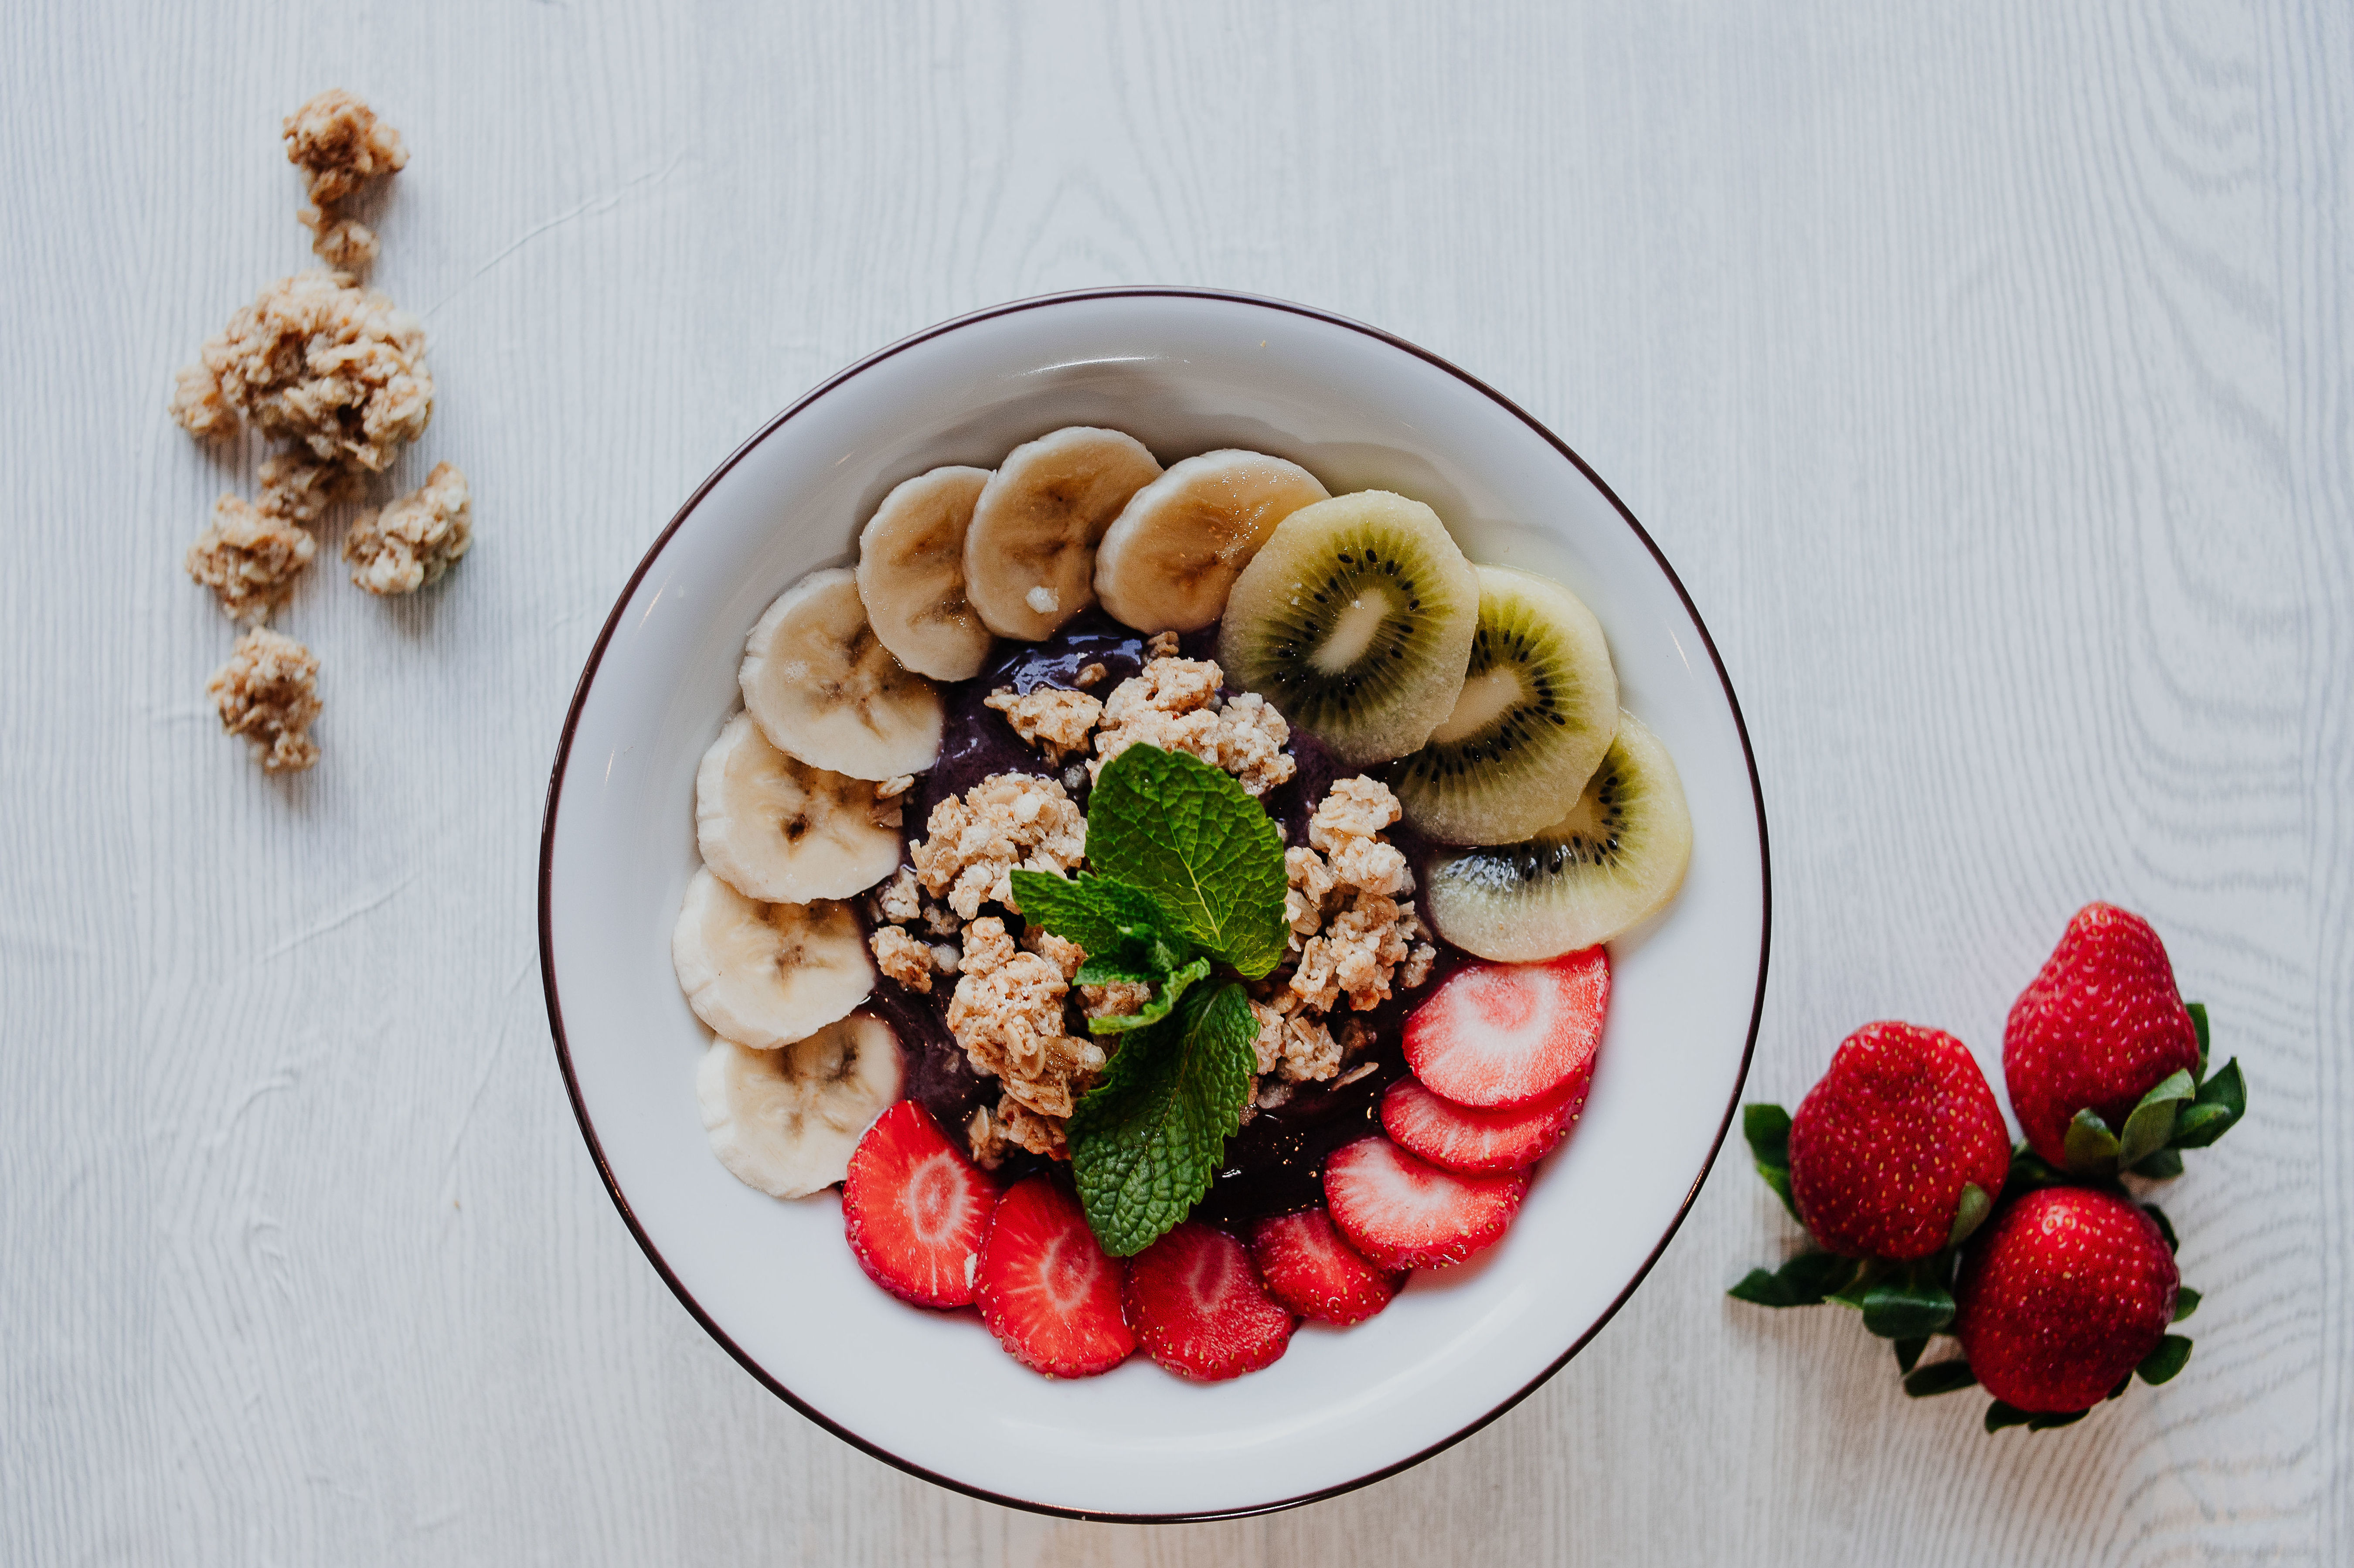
[541, 291, 1766, 1519]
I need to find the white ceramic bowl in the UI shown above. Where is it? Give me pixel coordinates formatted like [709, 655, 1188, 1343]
[539, 289, 1768, 1520]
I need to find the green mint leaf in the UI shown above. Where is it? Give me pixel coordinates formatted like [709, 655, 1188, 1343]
[2172, 1286, 2201, 1323]
[1083, 955, 1211, 1036]
[1067, 979, 1258, 1257]
[1008, 869, 1211, 1037]
[1082, 746, 1288, 977]
[1904, 1359, 1979, 1398]
[2062, 1108, 2122, 1177]
[1007, 869, 1191, 960]
[2188, 1001, 2210, 1080]
[1948, 1183, 1992, 1248]
[1894, 1336, 1928, 1374]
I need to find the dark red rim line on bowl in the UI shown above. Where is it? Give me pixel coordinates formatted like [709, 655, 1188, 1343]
[536, 286, 1772, 1524]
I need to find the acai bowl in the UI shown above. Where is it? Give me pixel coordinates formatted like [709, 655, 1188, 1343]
[538, 289, 1769, 1520]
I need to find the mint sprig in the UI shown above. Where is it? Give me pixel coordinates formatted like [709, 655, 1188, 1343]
[1067, 981, 1259, 1256]
[1082, 745, 1289, 978]
[1007, 745, 1291, 1256]
[1007, 869, 1209, 1034]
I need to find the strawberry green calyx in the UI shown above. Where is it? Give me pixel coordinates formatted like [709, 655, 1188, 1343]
[2055, 1003, 2247, 1179]
[1741, 1102, 1799, 1221]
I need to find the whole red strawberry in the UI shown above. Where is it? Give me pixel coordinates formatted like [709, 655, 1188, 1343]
[2005, 903, 2198, 1167]
[1953, 1186, 2179, 1412]
[1786, 1021, 2009, 1260]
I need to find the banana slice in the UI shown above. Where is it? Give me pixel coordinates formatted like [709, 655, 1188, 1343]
[1093, 450, 1330, 633]
[698, 1018, 905, 1198]
[963, 427, 1162, 639]
[696, 713, 904, 903]
[740, 568, 943, 780]
[672, 867, 874, 1048]
[856, 466, 995, 681]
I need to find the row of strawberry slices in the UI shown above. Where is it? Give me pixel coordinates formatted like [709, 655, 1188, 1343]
[837, 948, 1612, 1382]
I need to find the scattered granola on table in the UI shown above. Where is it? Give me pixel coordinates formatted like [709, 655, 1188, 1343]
[173, 270, 432, 472]
[344, 460, 472, 594]
[282, 89, 407, 273]
[184, 496, 316, 624]
[206, 627, 322, 774]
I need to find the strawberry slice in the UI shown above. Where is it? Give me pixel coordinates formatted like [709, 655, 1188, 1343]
[1122, 1221, 1296, 1381]
[1323, 1135, 1528, 1271]
[1402, 949, 1608, 1108]
[842, 1100, 998, 1309]
[1249, 1207, 1404, 1326]
[1381, 1071, 1589, 1176]
[974, 1176, 1134, 1378]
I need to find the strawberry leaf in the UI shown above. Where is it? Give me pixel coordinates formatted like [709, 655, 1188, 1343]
[1742, 1104, 1801, 1223]
[2118, 1069, 2195, 1167]
[2062, 1108, 2122, 1177]
[1984, 1400, 2033, 1432]
[1894, 1336, 1927, 1374]
[2170, 1058, 2245, 1149]
[1948, 1182, 1992, 1247]
[1727, 1250, 1858, 1307]
[1904, 1359, 1979, 1398]
[2172, 1286, 2201, 1323]
[2026, 1408, 2089, 1431]
[2136, 1334, 2193, 1385]
[2131, 1147, 2185, 1179]
[2142, 1202, 2179, 1253]
[1860, 1281, 1956, 1340]
[2187, 1001, 2210, 1079]
[2007, 1141, 2069, 1194]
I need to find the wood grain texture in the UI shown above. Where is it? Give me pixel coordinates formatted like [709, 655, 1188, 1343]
[0, 0, 2345, 1562]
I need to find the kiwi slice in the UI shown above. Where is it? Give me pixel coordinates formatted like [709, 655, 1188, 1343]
[1215, 491, 1478, 766]
[1422, 711, 1693, 961]
[1387, 566, 1619, 844]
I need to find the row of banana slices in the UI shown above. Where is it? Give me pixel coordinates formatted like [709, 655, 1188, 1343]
[676, 429, 1330, 1200]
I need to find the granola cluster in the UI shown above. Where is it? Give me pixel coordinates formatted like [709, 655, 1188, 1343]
[1242, 777, 1436, 1109]
[184, 496, 317, 625]
[344, 460, 472, 594]
[945, 917, 1106, 1122]
[1281, 777, 1438, 1012]
[283, 89, 408, 273]
[983, 686, 1102, 762]
[176, 270, 433, 473]
[206, 628, 322, 774]
[909, 772, 1086, 921]
[1089, 652, 1296, 797]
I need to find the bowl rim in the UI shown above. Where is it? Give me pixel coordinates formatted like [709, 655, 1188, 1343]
[536, 285, 1772, 1523]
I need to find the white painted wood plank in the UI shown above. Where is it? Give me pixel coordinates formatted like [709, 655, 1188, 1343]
[0, 0, 2343, 1563]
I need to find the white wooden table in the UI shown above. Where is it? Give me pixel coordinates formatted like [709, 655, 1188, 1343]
[6, 2, 2346, 1561]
